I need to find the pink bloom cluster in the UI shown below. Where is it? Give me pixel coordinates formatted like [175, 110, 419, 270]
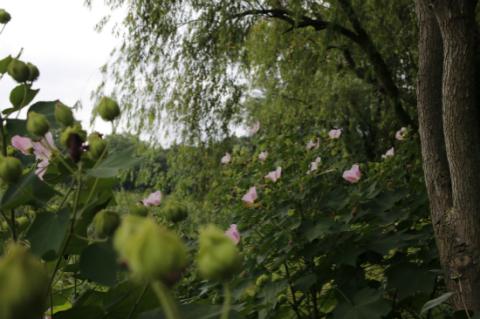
[306, 138, 319, 150]
[249, 121, 261, 136]
[382, 147, 395, 159]
[225, 224, 240, 245]
[308, 157, 322, 173]
[258, 151, 268, 161]
[142, 191, 162, 206]
[11, 133, 56, 180]
[395, 127, 407, 141]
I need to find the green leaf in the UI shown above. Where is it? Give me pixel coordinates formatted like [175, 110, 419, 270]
[54, 306, 104, 319]
[87, 147, 140, 178]
[8, 84, 39, 109]
[386, 263, 435, 300]
[0, 55, 12, 74]
[0, 170, 58, 210]
[26, 208, 70, 260]
[420, 292, 455, 314]
[5, 119, 27, 138]
[333, 288, 391, 319]
[139, 304, 244, 319]
[293, 273, 317, 292]
[79, 242, 119, 287]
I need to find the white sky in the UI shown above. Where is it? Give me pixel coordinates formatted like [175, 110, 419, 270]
[0, 0, 119, 135]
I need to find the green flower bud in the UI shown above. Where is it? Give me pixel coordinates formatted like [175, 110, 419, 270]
[197, 225, 242, 281]
[0, 9, 11, 24]
[54, 102, 74, 127]
[86, 133, 107, 160]
[97, 97, 120, 121]
[26, 62, 39, 82]
[0, 156, 22, 183]
[114, 216, 188, 283]
[60, 122, 86, 147]
[161, 199, 188, 223]
[7, 59, 29, 83]
[92, 210, 120, 239]
[0, 244, 49, 319]
[129, 204, 149, 217]
[26, 112, 50, 137]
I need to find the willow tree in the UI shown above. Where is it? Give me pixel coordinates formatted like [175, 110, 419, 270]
[89, 0, 417, 146]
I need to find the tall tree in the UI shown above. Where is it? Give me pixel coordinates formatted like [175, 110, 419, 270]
[416, 0, 480, 311]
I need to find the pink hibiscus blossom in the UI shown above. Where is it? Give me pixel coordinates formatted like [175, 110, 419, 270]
[142, 191, 162, 206]
[265, 167, 282, 182]
[249, 121, 260, 135]
[343, 164, 362, 183]
[258, 151, 268, 162]
[395, 127, 408, 141]
[382, 147, 395, 159]
[308, 157, 322, 174]
[11, 135, 33, 155]
[242, 186, 258, 205]
[328, 129, 342, 139]
[221, 152, 231, 164]
[306, 138, 320, 150]
[225, 224, 240, 245]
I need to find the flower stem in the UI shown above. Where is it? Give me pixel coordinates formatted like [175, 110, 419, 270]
[151, 281, 182, 319]
[221, 283, 232, 319]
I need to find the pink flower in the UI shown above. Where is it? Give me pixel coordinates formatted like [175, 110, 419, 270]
[142, 191, 162, 206]
[342, 164, 361, 183]
[382, 147, 395, 159]
[33, 132, 56, 161]
[258, 151, 268, 161]
[221, 152, 231, 164]
[11, 135, 33, 155]
[265, 167, 282, 182]
[308, 157, 322, 173]
[306, 138, 319, 150]
[249, 121, 260, 135]
[328, 129, 342, 139]
[225, 224, 240, 245]
[35, 159, 49, 180]
[395, 127, 407, 141]
[242, 186, 257, 204]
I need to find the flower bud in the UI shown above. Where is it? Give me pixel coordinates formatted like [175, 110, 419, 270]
[114, 216, 188, 283]
[26, 63, 40, 82]
[161, 199, 188, 223]
[26, 112, 50, 137]
[54, 102, 74, 127]
[197, 225, 242, 281]
[0, 156, 22, 183]
[0, 244, 49, 319]
[92, 210, 120, 239]
[86, 133, 107, 160]
[7, 59, 29, 83]
[0, 9, 11, 24]
[97, 97, 120, 121]
[60, 123, 86, 147]
[129, 204, 149, 217]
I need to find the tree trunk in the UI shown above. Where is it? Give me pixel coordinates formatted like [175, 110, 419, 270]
[417, 0, 480, 311]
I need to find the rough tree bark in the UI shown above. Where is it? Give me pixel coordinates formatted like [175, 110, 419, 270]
[416, 0, 480, 311]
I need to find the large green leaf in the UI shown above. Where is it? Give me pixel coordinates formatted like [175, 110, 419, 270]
[5, 119, 27, 138]
[26, 208, 70, 260]
[386, 262, 435, 300]
[333, 288, 391, 319]
[8, 84, 39, 110]
[139, 304, 244, 319]
[79, 242, 119, 286]
[54, 306, 104, 319]
[87, 147, 140, 178]
[0, 170, 58, 210]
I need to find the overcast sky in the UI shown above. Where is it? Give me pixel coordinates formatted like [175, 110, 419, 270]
[0, 0, 119, 134]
